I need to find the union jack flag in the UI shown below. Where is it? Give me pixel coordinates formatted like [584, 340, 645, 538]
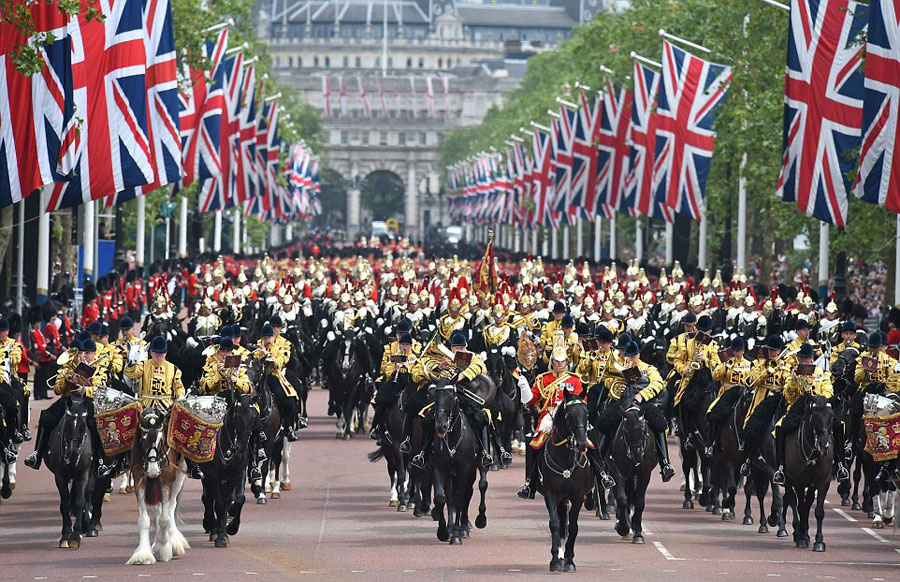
[596, 78, 633, 217]
[197, 49, 242, 214]
[776, 0, 867, 227]
[575, 90, 604, 219]
[653, 40, 732, 222]
[47, 0, 153, 211]
[533, 128, 557, 228]
[623, 61, 672, 222]
[0, 4, 73, 207]
[237, 64, 259, 205]
[110, 0, 181, 207]
[181, 29, 227, 190]
[856, 0, 900, 212]
[552, 109, 576, 224]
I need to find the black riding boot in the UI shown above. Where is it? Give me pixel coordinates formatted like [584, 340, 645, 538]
[4, 405, 22, 444]
[185, 458, 204, 479]
[399, 413, 413, 453]
[706, 421, 720, 459]
[480, 426, 493, 469]
[517, 444, 542, 499]
[21, 392, 31, 440]
[24, 423, 48, 469]
[283, 398, 299, 442]
[655, 430, 676, 482]
[410, 428, 433, 470]
[369, 402, 386, 441]
[587, 446, 616, 489]
[772, 426, 786, 485]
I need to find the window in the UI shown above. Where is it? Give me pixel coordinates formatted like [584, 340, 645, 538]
[355, 56, 361, 68]
[325, 56, 330, 68]
[406, 57, 412, 69]
[419, 133, 426, 146]
[341, 131, 349, 145]
[418, 57, 424, 69]
[438, 58, 442, 68]
[379, 131, 388, 146]
[275, 56, 281, 67]
[297, 57, 302, 68]
[387, 57, 394, 69]
[447, 55, 452, 68]
[362, 132, 369, 145]
[398, 132, 406, 145]
[287, 56, 293, 67]
[375, 57, 381, 68]
[343, 56, 349, 68]
[314, 56, 320, 67]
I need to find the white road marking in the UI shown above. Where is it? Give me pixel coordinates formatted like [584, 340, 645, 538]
[192, 575, 205, 577]
[245, 573, 258, 576]
[83, 577, 97, 580]
[833, 508, 857, 522]
[315, 463, 335, 558]
[507, 569, 521, 573]
[653, 541, 684, 561]
[862, 528, 890, 543]
[766, 574, 781, 577]
[138, 576, 152, 579]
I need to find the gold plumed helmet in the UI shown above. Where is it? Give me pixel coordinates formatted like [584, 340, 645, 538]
[825, 301, 838, 314]
[550, 330, 568, 363]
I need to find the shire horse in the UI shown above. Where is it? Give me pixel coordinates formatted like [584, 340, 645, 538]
[44, 396, 93, 549]
[534, 389, 592, 572]
[609, 385, 657, 545]
[781, 395, 835, 551]
[127, 408, 189, 565]
[201, 391, 259, 548]
[430, 380, 486, 545]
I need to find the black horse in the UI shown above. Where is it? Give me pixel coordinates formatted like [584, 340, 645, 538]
[430, 380, 485, 545]
[44, 396, 94, 549]
[781, 395, 834, 551]
[675, 367, 716, 510]
[483, 348, 518, 469]
[246, 357, 285, 504]
[534, 389, 592, 572]
[609, 390, 657, 545]
[201, 392, 259, 547]
[323, 331, 371, 440]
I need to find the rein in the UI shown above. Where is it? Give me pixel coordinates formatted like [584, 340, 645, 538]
[434, 387, 466, 459]
[542, 399, 589, 480]
[621, 405, 650, 462]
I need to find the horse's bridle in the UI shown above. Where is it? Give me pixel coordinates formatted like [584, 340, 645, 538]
[433, 385, 465, 458]
[797, 400, 832, 467]
[140, 409, 168, 473]
[621, 405, 649, 462]
[61, 404, 88, 464]
[543, 399, 589, 479]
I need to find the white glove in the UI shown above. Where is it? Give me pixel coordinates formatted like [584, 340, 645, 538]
[538, 412, 554, 434]
[501, 346, 516, 358]
[186, 337, 199, 349]
[326, 331, 336, 342]
[480, 351, 487, 361]
[320, 318, 329, 329]
[365, 327, 373, 335]
[518, 376, 531, 403]
[376, 317, 384, 327]
[384, 326, 392, 337]
[303, 305, 312, 317]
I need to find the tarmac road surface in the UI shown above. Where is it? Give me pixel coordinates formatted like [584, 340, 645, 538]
[2, 389, 899, 581]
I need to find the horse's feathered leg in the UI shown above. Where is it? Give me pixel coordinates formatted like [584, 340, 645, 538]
[127, 486, 156, 564]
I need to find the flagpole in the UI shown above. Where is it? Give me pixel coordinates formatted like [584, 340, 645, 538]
[576, 219, 584, 258]
[737, 152, 747, 272]
[895, 214, 900, 305]
[136, 195, 146, 267]
[16, 201, 24, 314]
[551, 227, 559, 259]
[178, 195, 188, 258]
[594, 218, 602, 261]
[818, 222, 829, 296]
[698, 218, 708, 270]
[665, 221, 674, 265]
[532, 228, 539, 256]
[635, 216, 643, 263]
[562, 225, 570, 260]
[83, 200, 95, 282]
[37, 187, 50, 304]
[233, 207, 241, 255]
[609, 215, 617, 261]
[541, 227, 549, 257]
[214, 209, 222, 252]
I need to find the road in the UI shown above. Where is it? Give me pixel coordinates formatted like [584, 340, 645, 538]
[2, 389, 899, 581]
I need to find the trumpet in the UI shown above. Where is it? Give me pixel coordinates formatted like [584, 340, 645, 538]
[56, 347, 78, 366]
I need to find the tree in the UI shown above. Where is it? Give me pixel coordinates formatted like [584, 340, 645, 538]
[360, 171, 404, 221]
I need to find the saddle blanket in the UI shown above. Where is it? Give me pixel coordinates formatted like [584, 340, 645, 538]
[167, 398, 225, 463]
[864, 412, 900, 462]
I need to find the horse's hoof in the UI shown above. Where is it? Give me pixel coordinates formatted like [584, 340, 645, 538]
[722, 511, 734, 521]
[118, 488, 129, 495]
[463, 527, 471, 539]
[841, 497, 850, 507]
[257, 496, 267, 505]
[813, 542, 826, 552]
[437, 527, 449, 542]
[271, 491, 281, 500]
[281, 482, 292, 491]
[600, 512, 610, 521]
[58, 539, 69, 549]
[226, 521, 240, 536]
[550, 559, 563, 573]
[632, 535, 645, 545]
[742, 516, 754, 525]
[679, 483, 686, 492]
[103, 493, 111, 502]
[767, 514, 778, 528]
[343, 434, 351, 441]
[851, 501, 862, 510]
[86, 529, 98, 538]
[209, 532, 216, 542]
[265, 483, 273, 493]
[873, 519, 884, 529]
[564, 560, 576, 573]
[389, 499, 399, 507]
[413, 508, 425, 518]
[757, 525, 769, 534]
[777, 529, 789, 538]
[622, 532, 633, 541]
[796, 540, 809, 549]
[397, 504, 407, 512]
[708, 505, 719, 514]
[334, 433, 343, 439]
[683, 500, 694, 510]
[449, 536, 462, 545]
[615, 521, 630, 537]
[475, 515, 487, 529]
[68, 538, 81, 550]
[214, 539, 227, 548]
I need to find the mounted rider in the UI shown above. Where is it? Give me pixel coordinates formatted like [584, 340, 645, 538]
[854, 332, 894, 389]
[706, 336, 752, 458]
[672, 315, 720, 451]
[25, 339, 115, 477]
[829, 320, 860, 368]
[369, 328, 420, 441]
[739, 335, 790, 477]
[255, 322, 301, 442]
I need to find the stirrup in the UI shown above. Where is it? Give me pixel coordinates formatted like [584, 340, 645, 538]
[481, 452, 494, 469]
[661, 463, 676, 483]
[399, 437, 411, 454]
[189, 464, 205, 480]
[369, 427, 379, 440]
[298, 416, 309, 429]
[257, 448, 268, 464]
[97, 462, 116, 479]
[286, 429, 299, 442]
[705, 445, 716, 459]
[600, 472, 616, 489]
[410, 452, 426, 469]
[23, 429, 31, 441]
[739, 462, 750, 477]
[500, 450, 513, 463]
[682, 434, 695, 452]
[5, 446, 18, 464]
[24, 452, 40, 469]
[249, 466, 262, 482]
[836, 463, 850, 483]
[772, 467, 785, 485]
[517, 483, 532, 499]
[12, 431, 24, 444]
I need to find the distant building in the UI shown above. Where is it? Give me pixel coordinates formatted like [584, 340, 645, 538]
[262, 0, 615, 238]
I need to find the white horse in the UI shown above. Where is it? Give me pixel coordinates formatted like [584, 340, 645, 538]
[127, 409, 188, 565]
[872, 488, 896, 530]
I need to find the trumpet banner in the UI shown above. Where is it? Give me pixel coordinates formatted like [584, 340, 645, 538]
[95, 401, 143, 456]
[864, 412, 900, 462]
[167, 400, 224, 463]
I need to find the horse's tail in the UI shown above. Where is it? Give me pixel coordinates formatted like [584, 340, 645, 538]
[368, 448, 385, 463]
